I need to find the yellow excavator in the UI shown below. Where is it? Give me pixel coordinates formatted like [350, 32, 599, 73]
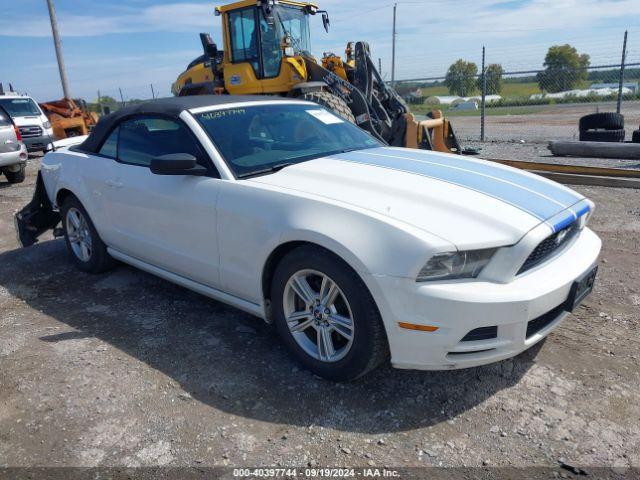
[172, 0, 461, 153]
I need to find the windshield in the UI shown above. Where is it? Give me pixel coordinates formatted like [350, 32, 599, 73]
[195, 103, 381, 178]
[274, 5, 311, 54]
[0, 98, 41, 117]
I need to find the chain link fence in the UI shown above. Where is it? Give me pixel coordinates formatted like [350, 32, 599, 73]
[88, 33, 640, 164]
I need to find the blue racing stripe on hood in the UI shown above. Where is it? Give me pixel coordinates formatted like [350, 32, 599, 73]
[376, 147, 583, 207]
[332, 148, 584, 222]
[546, 200, 591, 233]
[550, 209, 577, 232]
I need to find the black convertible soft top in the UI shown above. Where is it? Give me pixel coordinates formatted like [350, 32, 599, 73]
[78, 95, 288, 153]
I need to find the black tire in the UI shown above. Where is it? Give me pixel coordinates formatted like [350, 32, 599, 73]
[61, 195, 116, 273]
[579, 129, 625, 142]
[271, 245, 388, 381]
[578, 112, 624, 131]
[632, 130, 640, 143]
[300, 91, 356, 124]
[4, 164, 26, 184]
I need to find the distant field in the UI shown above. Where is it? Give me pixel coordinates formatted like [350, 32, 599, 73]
[417, 81, 543, 99]
[411, 104, 545, 117]
[415, 78, 640, 101]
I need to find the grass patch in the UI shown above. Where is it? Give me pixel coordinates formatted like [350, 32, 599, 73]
[417, 81, 543, 99]
[410, 104, 546, 117]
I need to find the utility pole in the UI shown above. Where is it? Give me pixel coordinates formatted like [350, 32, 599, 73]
[150, 84, 156, 99]
[391, 3, 397, 87]
[481, 46, 486, 142]
[119, 87, 125, 107]
[616, 30, 628, 114]
[46, 0, 71, 98]
[97, 90, 103, 115]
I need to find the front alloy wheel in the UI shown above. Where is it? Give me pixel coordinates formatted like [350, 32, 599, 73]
[271, 245, 388, 381]
[283, 269, 355, 362]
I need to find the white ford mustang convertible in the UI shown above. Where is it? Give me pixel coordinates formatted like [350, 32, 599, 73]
[16, 96, 601, 381]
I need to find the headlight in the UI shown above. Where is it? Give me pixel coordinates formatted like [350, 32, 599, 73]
[416, 248, 496, 282]
[43, 121, 51, 129]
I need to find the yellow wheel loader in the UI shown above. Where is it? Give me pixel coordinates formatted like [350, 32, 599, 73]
[172, 0, 461, 153]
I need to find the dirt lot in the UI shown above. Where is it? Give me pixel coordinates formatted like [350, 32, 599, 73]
[452, 100, 640, 144]
[1, 157, 639, 476]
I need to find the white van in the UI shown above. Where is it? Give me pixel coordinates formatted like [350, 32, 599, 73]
[0, 91, 55, 154]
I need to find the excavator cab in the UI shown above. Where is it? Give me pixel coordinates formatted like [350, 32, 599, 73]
[172, 1, 462, 155]
[173, 1, 326, 96]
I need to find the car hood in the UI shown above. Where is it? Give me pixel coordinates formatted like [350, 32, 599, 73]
[248, 147, 587, 248]
[12, 115, 46, 127]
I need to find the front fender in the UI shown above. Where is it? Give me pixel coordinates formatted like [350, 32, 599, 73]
[217, 181, 453, 305]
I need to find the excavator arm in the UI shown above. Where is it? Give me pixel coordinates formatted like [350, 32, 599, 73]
[306, 41, 461, 153]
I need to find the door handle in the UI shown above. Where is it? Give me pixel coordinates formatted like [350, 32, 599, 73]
[106, 180, 123, 188]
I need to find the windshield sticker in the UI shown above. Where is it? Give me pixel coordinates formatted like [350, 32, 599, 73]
[306, 109, 343, 125]
[200, 108, 246, 121]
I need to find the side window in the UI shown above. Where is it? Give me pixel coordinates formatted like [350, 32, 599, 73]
[117, 116, 214, 173]
[259, 17, 282, 78]
[98, 127, 119, 158]
[229, 8, 260, 75]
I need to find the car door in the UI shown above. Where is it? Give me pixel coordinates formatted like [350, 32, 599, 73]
[104, 115, 221, 288]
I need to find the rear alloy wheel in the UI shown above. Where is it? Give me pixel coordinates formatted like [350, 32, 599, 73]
[66, 207, 93, 263]
[61, 196, 116, 273]
[271, 246, 388, 381]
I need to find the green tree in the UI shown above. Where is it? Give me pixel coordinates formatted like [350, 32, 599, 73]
[97, 95, 117, 104]
[88, 95, 118, 115]
[478, 63, 504, 95]
[445, 59, 478, 96]
[537, 44, 590, 93]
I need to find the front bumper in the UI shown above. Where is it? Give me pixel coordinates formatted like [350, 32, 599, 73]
[22, 133, 52, 153]
[368, 227, 601, 370]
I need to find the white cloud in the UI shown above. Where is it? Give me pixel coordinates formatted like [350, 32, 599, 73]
[0, 3, 216, 37]
[2, 0, 636, 98]
[2, 0, 636, 39]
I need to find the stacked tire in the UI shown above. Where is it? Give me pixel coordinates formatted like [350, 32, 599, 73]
[578, 113, 625, 142]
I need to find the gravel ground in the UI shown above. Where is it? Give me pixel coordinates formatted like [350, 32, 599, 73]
[419, 101, 640, 170]
[1, 157, 639, 476]
[466, 140, 640, 170]
[451, 100, 640, 144]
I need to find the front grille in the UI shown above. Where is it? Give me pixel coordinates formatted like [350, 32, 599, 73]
[526, 303, 565, 338]
[517, 222, 579, 274]
[18, 125, 43, 138]
[460, 326, 498, 342]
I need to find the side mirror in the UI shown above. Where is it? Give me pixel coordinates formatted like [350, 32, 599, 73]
[322, 12, 330, 33]
[150, 153, 208, 176]
[200, 33, 218, 59]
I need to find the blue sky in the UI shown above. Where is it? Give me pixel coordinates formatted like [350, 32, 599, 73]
[0, 0, 638, 102]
